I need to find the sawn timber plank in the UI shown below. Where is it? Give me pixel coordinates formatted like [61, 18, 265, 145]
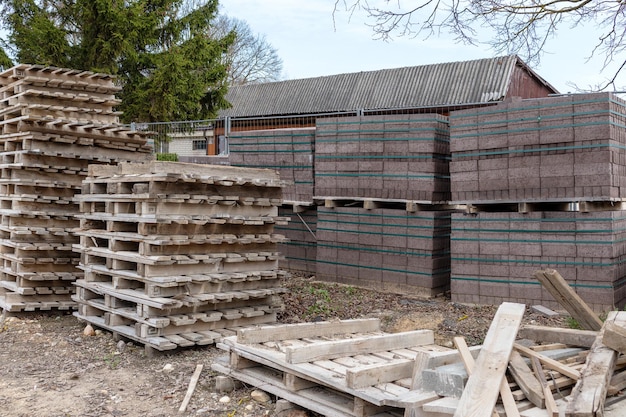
[452, 302, 525, 417]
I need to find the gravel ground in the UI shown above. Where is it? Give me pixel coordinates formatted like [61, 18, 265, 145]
[0, 273, 568, 417]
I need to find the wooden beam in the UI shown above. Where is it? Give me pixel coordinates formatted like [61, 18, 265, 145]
[531, 356, 559, 417]
[514, 343, 581, 381]
[566, 310, 622, 417]
[533, 269, 602, 331]
[178, 364, 203, 413]
[508, 350, 544, 408]
[518, 325, 598, 348]
[452, 302, 526, 417]
[286, 330, 434, 364]
[346, 359, 413, 389]
[602, 311, 626, 355]
[607, 367, 626, 396]
[411, 350, 433, 391]
[236, 318, 381, 344]
[453, 336, 505, 417]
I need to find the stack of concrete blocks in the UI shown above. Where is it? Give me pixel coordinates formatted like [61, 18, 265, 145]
[72, 161, 289, 351]
[314, 114, 452, 295]
[275, 206, 317, 274]
[228, 128, 315, 203]
[0, 64, 153, 312]
[450, 92, 626, 310]
[315, 114, 450, 202]
[229, 128, 317, 275]
[315, 207, 451, 296]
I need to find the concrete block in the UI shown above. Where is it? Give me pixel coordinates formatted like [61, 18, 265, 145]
[531, 305, 560, 317]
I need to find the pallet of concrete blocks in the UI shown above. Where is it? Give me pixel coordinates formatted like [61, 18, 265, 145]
[0, 64, 153, 313]
[449, 92, 626, 203]
[72, 161, 291, 352]
[314, 114, 450, 203]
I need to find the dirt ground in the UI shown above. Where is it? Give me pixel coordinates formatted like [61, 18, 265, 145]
[0, 274, 568, 417]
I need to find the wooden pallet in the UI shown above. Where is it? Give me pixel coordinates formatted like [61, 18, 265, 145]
[0, 286, 75, 312]
[213, 319, 443, 412]
[77, 212, 290, 227]
[80, 264, 285, 298]
[78, 217, 279, 237]
[0, 64, 120, 90]
[212, 356, 405, 417]
[316, 196, 458, 212]
[0, 132, 152, 160]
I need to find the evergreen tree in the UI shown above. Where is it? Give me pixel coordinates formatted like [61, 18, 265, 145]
[1, 0, 235, 122]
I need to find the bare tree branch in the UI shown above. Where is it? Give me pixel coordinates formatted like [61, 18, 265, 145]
[333, 0, 626, 90]
[211, 15, 283, 85]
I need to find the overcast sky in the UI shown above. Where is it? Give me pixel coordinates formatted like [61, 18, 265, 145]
[218, 0, 624, 94]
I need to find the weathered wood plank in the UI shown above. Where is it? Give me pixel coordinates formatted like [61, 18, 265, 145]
[509, 350, 544, 408]
[346, 359, 414, 389]
[531, 356, 559, 417]
[514, 343, 582, 381]
[607, 368, 626, 396]
[452, 302, 526, 417]
[236, 318, 381, 344]
[519, 325, 597, 348]
[286, 330, 434, 364]
[453, 336, 501, 417]
[533, 269, 602, 331]
[566, 310, 622, 417]
[602, 311, 626, 355]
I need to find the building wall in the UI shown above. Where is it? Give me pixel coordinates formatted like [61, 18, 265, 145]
[507, 64, 557, 99]
[167, 131, 216, 157]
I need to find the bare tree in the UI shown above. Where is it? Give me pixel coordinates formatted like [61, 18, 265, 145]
[212, 15, 283, 85]
[333, 0, 626, 90]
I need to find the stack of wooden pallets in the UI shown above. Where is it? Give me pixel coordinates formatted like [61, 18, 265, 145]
[0, 64, 152, 313]
[72, 161, 290, 352]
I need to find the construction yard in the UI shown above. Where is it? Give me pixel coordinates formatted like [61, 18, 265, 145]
[0, 274, 569, 417]
[3, 60, 626, 417]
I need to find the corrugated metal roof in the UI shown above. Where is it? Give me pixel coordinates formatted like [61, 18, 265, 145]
[219, 55, 551, 118]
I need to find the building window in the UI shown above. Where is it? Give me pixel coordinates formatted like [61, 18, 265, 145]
[192, 140, 207, 150]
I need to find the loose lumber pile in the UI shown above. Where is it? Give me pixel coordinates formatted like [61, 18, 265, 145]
[0, 64, 152, 312]
[213, 302, 626, 417]
[72, 161, 291, 351]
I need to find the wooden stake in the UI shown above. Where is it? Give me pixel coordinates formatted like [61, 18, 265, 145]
[531, 357, 559, 417]
[179, 364, 203, 413]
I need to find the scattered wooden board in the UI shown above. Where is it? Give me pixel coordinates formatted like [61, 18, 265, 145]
[452, 302, 525, 417]
[533, 269, 602, 331]
[566, 311, 623, 417]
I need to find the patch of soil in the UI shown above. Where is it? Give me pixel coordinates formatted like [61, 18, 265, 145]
[0, 273, 567, 417]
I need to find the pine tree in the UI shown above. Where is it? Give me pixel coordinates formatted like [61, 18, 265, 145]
[1, 0, 235, 122]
